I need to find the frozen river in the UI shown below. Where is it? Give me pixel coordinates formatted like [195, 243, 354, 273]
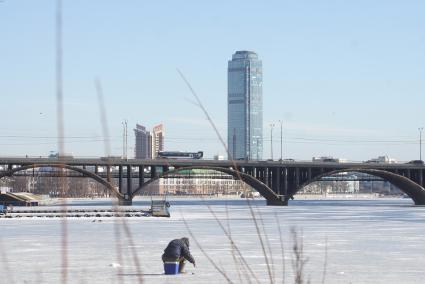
[1, 198, 425, 283]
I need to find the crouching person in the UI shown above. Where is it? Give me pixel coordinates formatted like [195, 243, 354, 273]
[162, 237, 196, 273]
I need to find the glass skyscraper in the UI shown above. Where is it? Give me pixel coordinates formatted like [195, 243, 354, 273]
[228, 51, 263, 160]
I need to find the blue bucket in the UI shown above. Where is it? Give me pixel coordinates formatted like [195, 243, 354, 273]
[164, 262, 180, 275]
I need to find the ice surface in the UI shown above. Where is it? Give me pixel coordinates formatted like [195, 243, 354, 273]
[1, 198, 425, 283]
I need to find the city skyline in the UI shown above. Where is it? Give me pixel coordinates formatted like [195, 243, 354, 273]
[1, 1, 424, 161]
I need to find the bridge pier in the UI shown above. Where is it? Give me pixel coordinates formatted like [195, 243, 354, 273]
[266, 198, 288, 206]
[138, 165, 145, 186]
[118, 195, 132, 206]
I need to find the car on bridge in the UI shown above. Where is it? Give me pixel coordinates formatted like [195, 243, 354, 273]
[279, 158, 295, 162]
[312, 156, 345, 163]
[407, 160, 424, 165]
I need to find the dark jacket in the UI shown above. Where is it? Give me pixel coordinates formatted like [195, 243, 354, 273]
[163, 238, 195, 264]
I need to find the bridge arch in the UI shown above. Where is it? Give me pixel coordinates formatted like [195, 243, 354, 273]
[297, 168, 425, 205]
[0, 164, 122, 198]
[133, 166, 282, 204]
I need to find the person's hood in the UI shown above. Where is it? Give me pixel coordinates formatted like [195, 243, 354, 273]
[181, 237, 190, 247]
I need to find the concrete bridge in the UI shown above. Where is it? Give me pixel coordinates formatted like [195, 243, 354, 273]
[1, 157, 425, 206]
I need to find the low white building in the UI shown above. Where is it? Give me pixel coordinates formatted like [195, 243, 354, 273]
[141, 169, 251, 195]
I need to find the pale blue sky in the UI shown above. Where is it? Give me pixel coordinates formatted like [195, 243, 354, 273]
[1, 0, 424, 161]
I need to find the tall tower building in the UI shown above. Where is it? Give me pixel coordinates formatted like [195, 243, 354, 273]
[227, 51, 263, 160]
[152, 124, 164, 159]
[134, 124, 152, 159]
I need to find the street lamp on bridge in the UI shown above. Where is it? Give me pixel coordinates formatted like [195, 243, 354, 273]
[122, 120, 128, 160]
[278, 120, 283, 161]
[269, 123, 275, 160]
[419, 127, 424, 161]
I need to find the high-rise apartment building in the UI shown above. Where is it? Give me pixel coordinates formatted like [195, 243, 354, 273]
[227, 51, 263, 160]
[134, 123, 165, 159]
[134, 124, 152, 159]
[152, 124, 164, 159]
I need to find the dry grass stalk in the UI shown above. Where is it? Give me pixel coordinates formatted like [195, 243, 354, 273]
[95, 78, 146, 283]
[177, 69, 276, 283]
[181, 213, 235, 283]
[321, 237, 328, 284]
[203, 200, 261, 284]
[120, 221, 144, 283]
[255, 202, 276, 282]
[275, 213, 286, 284]
[291, 228, 309, 284]
[190, 195, 260, 283]
[224, 201, 245, 284]
[55, 1, 68, 283]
